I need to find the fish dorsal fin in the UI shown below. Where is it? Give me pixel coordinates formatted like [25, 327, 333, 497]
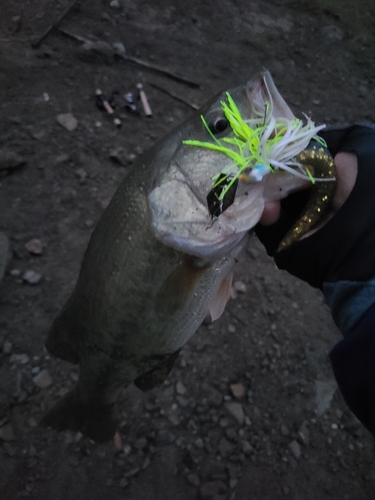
[155, 257, 210, 316]
[208, 272, 233, 322]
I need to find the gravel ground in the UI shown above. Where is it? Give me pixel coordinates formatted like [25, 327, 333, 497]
[1, 1, 375, 499]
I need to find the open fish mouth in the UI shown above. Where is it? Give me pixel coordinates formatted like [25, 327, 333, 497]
[178, 70, 337, 253]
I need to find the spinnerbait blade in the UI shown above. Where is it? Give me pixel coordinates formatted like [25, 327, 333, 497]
[207, 174, 238, 218]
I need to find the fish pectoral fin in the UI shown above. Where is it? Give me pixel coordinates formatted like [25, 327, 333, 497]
[155, 257, 210, 316]
[134, 350, 181, 392]
[208, 272, 233, 322]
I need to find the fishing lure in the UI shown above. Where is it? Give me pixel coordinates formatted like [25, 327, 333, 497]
[183, 90, 331, 216]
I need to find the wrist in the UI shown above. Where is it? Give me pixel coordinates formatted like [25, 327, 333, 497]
[323, 279, 375, 335]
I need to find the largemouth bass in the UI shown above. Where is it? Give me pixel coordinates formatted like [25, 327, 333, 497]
[42, 71, 335, 441]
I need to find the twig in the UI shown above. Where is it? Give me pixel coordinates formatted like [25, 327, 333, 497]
[136, 83, 152, 117]
[58, 28, 202, 89]
[147, 81, 199, 110]
[32, 0, 79, 48]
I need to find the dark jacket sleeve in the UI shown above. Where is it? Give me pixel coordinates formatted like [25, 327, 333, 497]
[330, 302, 375, 434]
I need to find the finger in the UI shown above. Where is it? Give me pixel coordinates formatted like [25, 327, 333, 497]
[259, 201, 281, 226]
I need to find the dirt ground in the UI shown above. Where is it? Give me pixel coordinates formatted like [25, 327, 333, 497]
[1, 1, 375, 499]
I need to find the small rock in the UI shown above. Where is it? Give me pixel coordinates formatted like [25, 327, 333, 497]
[25, 238, 43, 255]
[56, 113, 78, 132]
[218, 437, 235, 457]
[32, 369, 52, 388]
[23, 270, 42, 285]
[125, 467, 140, 478]
[28, 417, 37, 427]
[109, 147, 127, 165]
[0, 423, 15, 442]
[298, 421, 310, 445]
[280, 424, 289, 436]
[194, 437, 204, 449]
[230, 383, 245, 399]
[224, 402, 244, 425]
[109, 0, 121, 8]
[0, 150, 26, 171]
[75, 168, 88, 183]
[233, 281, 247, 293]
[241, 440, 253, 455]
[9, 269, 21, 277]
[2, 341, 12, 354]
[113, 42, 126, 54]
[84, 220, 95, 228]
[78, 41, 113, 65]
[120, 478, 129, 488]
[229, 479, 238, 489]
[186, 473, 200, 487]
[288, 440, 301, 459]
[282, 486, 290, 495]
[228, 324, 236, 333]
[9, 353, 29, 364]
[321, 25, 344, 43]
[176, 381, 187, 395]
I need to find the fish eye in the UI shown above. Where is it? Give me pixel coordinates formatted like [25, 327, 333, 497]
[208, 117, 229, 134]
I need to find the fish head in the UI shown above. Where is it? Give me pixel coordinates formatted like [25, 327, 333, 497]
[148, 71, 322, 259]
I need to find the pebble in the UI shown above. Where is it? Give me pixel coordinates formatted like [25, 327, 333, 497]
[230, 383, 245, 399]
[25, 238, 43, 255]
[32, 369, 52, 388]
[120, 478, 129, 488]
[176, 381, 187, 395]
[109, 0, 121, 8]
[218, 437, 235, 457]
[2, 341, 12, 354]
[241, 440, 253, 455]
[288, 440, 301, 459]
[233, 281, 247, 293]
[56, 113, 78, 132]
[23, 270, 42, 285]
[109, 147, 127, 166]
[0, 150, 25, 171]
[280, 424, 289, 436]
[9, 353, 29, 364]
[194, 437, 204, 449]
[186, 473, 200, 487]
[0, 423, 16, 441]
[113, 42, 126, 54]
[224, 402, 244, 425]
[125, 467, 140, 478]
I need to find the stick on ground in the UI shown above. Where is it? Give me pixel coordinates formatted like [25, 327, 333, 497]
[32, 0, 79, 49]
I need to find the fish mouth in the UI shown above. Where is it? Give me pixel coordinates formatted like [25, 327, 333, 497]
[247, 69, 295, 121]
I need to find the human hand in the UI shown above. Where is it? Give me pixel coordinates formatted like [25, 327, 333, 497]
[255, 124, 375, 297]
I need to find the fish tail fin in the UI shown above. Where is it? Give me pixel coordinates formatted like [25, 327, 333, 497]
[45, 315, 80, 364]
[41, 387, 117, 442]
